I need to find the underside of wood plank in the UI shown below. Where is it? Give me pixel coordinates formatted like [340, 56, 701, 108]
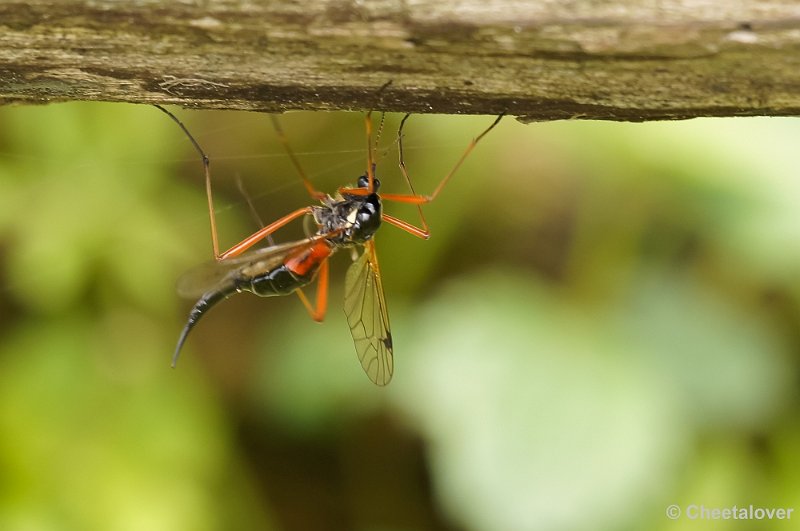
[2, 1, 800, 121]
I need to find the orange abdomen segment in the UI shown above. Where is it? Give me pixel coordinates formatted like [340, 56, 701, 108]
[285, 240, 333, 277]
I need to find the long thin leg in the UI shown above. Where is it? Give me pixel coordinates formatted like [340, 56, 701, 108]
[382, 213, 430, 240]
[384, 112, 504, 203]
[218, 206, 313, 260]
[393, 113, 427, 237]
[294, 258, 330, 321]
[342, 113, 505, 239]
[157, 105, 318, 261]
[270, 115, 327, 201]
[155, 104, 222, 258]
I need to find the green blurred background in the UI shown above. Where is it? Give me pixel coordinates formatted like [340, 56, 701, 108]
[0, 102, 798, 531]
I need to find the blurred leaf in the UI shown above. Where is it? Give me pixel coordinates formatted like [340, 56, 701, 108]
[618, 271, 792, 430]
[389, 268, 789, 531]
[0, 315, 275, 531]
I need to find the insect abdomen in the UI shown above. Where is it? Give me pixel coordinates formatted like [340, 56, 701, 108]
[246, 265, 305, 296]
[244, 239, 333, 297]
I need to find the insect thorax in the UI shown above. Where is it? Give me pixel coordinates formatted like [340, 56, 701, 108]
[314, 193, 382, 245]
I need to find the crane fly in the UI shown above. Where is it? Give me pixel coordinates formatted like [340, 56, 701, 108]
[157, 106, 503, 385]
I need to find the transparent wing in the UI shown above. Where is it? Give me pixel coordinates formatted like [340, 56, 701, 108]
[344, 240, 394, 385]
[176, 237, 322, 298]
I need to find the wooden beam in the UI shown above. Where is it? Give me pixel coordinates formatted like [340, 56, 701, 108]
[2, 0, 800, 121]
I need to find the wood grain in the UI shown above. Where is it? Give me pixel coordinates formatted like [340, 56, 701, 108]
[2, 1, 800, 121]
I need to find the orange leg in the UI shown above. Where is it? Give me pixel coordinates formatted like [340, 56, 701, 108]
[157, 105, 317, 261]
[218, 206, 313, 260]
[386, 111, 504, 212]
[382, 213, 430, 240]
[390, 113, 427, 238]
[294, 258, 330, 321]
[344, 113, 504, 239]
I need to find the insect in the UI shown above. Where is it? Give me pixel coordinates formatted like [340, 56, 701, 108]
[156, 106, 503, 385]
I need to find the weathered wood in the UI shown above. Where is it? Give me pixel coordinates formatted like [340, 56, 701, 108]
[2, 0, 800, 121]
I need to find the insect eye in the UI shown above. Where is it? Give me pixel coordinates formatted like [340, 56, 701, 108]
[356, 175, 381, 191]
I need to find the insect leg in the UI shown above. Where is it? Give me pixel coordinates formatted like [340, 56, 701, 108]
[155, 104, 223, 259]
[381, 213, 430, 240]
[218, 206, 314, 260]
[376, 113, 505, 238]
[294, 258, 330, 321]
